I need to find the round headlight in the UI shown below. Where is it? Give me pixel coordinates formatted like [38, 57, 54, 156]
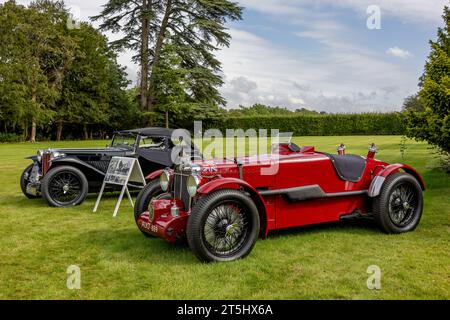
[187, 174, 201, 197]
[50, 151, 61, 161]
[37, 150, 44, 162]
[159, 170, 171, 192]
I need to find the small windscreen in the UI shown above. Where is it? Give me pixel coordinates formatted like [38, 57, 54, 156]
[111, 134, 137, 149]
[275, 132, 293, 144]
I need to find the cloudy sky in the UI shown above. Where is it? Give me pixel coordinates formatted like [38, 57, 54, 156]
[4, 0, 448, 112]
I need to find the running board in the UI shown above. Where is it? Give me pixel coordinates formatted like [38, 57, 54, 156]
[340, 211, 373, 220]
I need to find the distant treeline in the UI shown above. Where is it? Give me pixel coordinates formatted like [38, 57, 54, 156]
[203, 113, 405, 136]
[0, 106, 405, 142]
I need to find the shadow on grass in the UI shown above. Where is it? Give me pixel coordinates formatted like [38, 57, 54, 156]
[76, 227, 197, 266]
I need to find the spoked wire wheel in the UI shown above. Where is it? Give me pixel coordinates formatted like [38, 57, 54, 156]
[373, 172, 423, 234]
[203, 200, 250, 257]
[388, 182, 418, 227]
[42, 166, 88, 207]
[187, 189, 260, 263]
[48, 171, 82, 205]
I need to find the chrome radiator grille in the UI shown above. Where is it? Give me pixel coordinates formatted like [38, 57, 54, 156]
[173, 169, 191, 209]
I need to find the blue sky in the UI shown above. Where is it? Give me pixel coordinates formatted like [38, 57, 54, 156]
[4, 0, 448, 113]
[216, 0, 448, 112]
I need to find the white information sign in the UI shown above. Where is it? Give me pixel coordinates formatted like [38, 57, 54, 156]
[93, 157, 146, 217]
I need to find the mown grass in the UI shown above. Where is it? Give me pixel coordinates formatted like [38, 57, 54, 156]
[0, 136, 448, 299]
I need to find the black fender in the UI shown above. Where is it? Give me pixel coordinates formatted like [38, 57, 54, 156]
[51, 157, 105, 176]
[25, 155, 38, 162]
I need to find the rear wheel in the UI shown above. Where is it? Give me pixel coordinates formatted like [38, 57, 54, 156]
[372, 172, 423, 234]
[20, 164, 40, 199]
[41, 166, 88, 207]
[187, 189, 260, 263]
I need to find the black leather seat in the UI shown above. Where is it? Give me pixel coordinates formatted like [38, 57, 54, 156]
[325, 154, 366, 183]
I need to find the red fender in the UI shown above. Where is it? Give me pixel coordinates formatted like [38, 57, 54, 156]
[368, 163, 425, 197]
[197, 177, 269, 238]
[145, 169, 164, 181]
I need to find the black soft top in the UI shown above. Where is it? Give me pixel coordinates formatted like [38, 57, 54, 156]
[117, 127, 176, 137]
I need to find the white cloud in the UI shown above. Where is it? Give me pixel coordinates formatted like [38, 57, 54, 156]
[239, 0, 447, 24]
[218, 28, 417, 112]
[386, 47, 413, 59]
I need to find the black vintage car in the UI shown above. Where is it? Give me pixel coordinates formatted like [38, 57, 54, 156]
[20, 127, 202, 207]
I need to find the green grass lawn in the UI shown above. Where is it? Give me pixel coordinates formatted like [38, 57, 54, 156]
[0, 136, 449, 299]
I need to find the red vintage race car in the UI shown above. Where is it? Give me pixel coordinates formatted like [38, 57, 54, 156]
[134, 141, 425, 263]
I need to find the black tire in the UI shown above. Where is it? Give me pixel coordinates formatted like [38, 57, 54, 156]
[134, 180, 165, 238]
[187, 189, 260, 263]
[373, 172, 423, 234]
[134, 180, 164, 221]
[41, 166, 88, 207]
[20, 164, 40, 199]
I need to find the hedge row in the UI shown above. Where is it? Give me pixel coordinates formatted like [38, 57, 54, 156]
[204, 113, 405, 136]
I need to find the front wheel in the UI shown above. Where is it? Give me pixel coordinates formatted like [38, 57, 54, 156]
[20, 164, 40, 199]
[134, 180, 164, 237]
[41, 166, 88, 207]
[372, 172, 423, 234]
[187, 189, 260, 263]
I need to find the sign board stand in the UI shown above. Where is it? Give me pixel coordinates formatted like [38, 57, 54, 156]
[93, 157, 146, 217]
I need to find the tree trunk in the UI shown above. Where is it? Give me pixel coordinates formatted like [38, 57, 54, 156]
[147, 0, 172, 111]
[56, 121, 63, 141]
[30, 93, 37, 142]
[140, 0, 151, 112]
[30, 121, 37, 143]
[83, 125, 88, 140]
[23, 124, 28, 141]
[90, 130, 93, 140]
[165, 110, 169, 128]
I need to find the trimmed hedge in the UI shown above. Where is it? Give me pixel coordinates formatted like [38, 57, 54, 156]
[204, 113, 405, 136]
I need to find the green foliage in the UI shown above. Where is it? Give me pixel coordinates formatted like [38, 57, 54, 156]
[402, 93, 424, 112]
[204, 113, 405, 136]
[0, 0, 132, 140]
[0, 133, 22, 143]
[151, 43, 226, 128]
[405, 6, 450, 155]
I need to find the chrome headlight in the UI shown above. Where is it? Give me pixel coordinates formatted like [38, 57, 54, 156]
[187, 174, 201, 197]
[50, 151, 65, 161]
[36, 150, 44, 162]
[159, 170, 171, 192]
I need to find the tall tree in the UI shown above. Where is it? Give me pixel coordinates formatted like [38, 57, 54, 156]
[0, 1, 67, 141]
[93, 0, 242, 120]
[92, 0, 158, 112]
[406, 6, 450, 154]
[0, 0, 132, 141]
